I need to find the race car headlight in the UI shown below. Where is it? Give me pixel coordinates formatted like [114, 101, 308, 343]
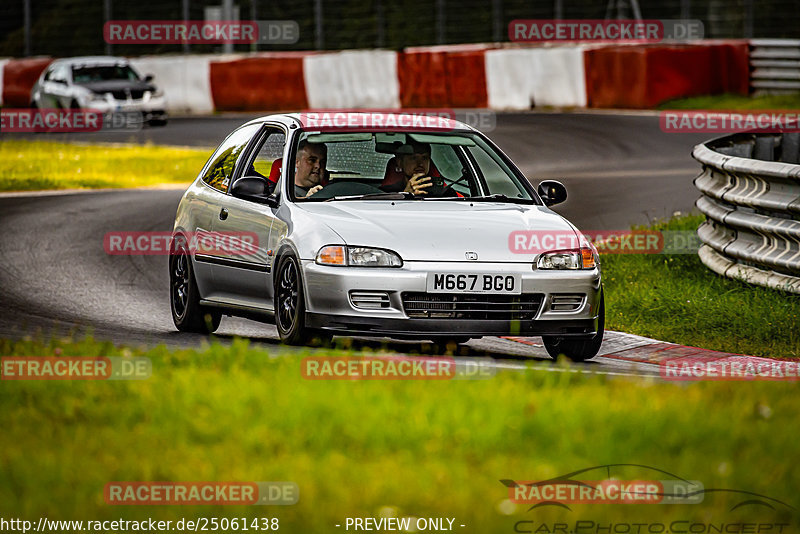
[537, 247, 597, 270]
[316, 245, 402, 267]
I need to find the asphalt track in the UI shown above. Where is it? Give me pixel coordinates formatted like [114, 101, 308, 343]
[0, 112, 712, 377]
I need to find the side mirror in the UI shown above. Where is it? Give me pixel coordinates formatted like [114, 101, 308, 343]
[537, 180, 567, 207]
[231, 176, 279, 207]
[144, 74, 154, 83]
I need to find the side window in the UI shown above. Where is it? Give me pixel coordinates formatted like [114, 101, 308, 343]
[432, 144, 473, 195]
[49, 65, 68, 83]
[468, 145, 528, 198]
[249, 128, 286, 180]
[202, 124, 260, 193]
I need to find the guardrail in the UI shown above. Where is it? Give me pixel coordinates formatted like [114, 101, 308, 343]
[692, 132, 800, 294]
[749, 38, 800, 94]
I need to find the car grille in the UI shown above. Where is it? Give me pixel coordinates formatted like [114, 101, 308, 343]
[402, 293, 543, 320]
[350, 291, 391, 310]
[110, 89, 145, 100]
[549, 294, 585, 312]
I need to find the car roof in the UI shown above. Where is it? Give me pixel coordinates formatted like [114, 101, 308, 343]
[49, 56, 131, 68]
[243, 112, 476, 132]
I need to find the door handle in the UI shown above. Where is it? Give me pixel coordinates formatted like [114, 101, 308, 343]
[219, 208, 229, 220]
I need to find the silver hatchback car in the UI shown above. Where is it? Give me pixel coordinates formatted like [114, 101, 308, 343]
[170, 113, 604, 360]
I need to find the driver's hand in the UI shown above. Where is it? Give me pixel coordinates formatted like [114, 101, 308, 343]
[404, 173, 433, 195]
[306, 185, 324, 197]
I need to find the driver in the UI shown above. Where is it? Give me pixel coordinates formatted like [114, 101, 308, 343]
[380, 141, 457, 197]
[294, 140, 327, 198]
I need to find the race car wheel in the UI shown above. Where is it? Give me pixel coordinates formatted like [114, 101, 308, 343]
[542, 290, 605, 362]
[170, 237, 221, 334]
[274, 255, 331, 346]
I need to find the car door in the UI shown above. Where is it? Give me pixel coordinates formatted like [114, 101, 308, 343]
[209, 125, 287, 309]
[44, 64, 72, 108]
[190, 123, 262, 300]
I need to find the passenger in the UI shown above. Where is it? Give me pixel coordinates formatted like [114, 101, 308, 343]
[380, 141, 457, 197]
[294, 140, 327, 198]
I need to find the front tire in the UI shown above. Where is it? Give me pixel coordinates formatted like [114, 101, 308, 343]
[542, 290, 605, 362]
[170, 237, 221, 333]
[274, 254, 331, 346]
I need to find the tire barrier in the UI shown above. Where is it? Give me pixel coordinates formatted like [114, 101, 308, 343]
[129, 55, 215, 114]
[209, 53, 309, 111]
[1, 41, 751, 114]
[693, 132, 800, 293]
[398, 45, 489, 109]
[585, 42, 749, 108]
[303, 50, 400, 109]
[485, 46, 587, 109]
[1, 57, 52, 108]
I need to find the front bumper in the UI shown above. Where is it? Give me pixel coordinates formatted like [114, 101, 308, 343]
[85, 96, 168, 124]
[302, 260, 602, 338]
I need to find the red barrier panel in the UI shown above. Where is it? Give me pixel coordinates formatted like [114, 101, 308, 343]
[398, 51, 449, 108]
[209, 53, 308, 111]
[2, 58, 52, 107]
[585, 42, 749, 108]
[444, 50, 488, 108]
[399, 47, 488, 109]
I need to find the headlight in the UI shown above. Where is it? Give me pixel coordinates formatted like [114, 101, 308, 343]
[316, 245, 402, 267]
[150, 89, 164, 98]
[536, 247, 597, 270]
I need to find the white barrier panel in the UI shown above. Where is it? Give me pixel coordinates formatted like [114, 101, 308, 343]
[0, 59, 10, 106]
[485, 47, 587, 109]
[485, 49, 533, 110]
[129, 55, 214, 114]
[304, 50, 400, 109]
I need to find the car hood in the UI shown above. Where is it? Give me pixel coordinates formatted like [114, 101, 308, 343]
[79, 80, 156, 94]
[297, 201, 579, 262]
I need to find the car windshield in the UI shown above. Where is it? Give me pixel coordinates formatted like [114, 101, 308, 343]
[71, 65, 140, 84]
[291, 131, 538, 203]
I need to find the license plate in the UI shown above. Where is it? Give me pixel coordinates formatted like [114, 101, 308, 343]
[426, 273, 521, 294]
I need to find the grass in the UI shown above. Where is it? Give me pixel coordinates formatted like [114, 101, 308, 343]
[0, 140, 210, 191]
[659, 92, 800, 111]
[0, 335, 798, 530]
[601, 214, 800, 359]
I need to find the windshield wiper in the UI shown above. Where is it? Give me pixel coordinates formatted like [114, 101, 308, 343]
[463, 194, 536, 205]
[325, 192, 418, 201]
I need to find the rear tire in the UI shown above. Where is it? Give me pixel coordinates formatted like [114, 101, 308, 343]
[274, 254, 331, 346]
[542, 290, 604, 362]
[170, 236, 221, 334]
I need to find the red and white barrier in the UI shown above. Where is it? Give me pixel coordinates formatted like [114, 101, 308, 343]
[0, 59, 9, 106]
[0, 41, 750, 115]
[209, 53, 310, 112]
[303, 50, 400, 109]
[129, 55, 215, 114]
[485, 46, 587, 109]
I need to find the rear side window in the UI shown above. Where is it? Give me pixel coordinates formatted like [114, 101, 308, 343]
[202, 124, 260, 193]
